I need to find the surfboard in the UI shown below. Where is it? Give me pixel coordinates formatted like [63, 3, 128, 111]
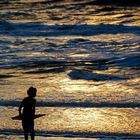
[12, 114, 46, 120]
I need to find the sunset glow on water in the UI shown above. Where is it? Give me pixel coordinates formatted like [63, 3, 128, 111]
[0, 0, 140, 139]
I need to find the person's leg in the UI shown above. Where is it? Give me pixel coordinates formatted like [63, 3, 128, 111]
[22, 120, 29, 140]
[24, 131, 28, 140]
[30, 120, 35, 140]
[31, 132, 35, 140]
[30, 127, 35, 140]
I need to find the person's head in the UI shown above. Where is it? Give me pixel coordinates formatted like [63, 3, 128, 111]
[27, 87, 37, 97]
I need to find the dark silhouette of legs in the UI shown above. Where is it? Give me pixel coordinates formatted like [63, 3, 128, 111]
[22, 119, 35, 140]
[30, 121, 35, 140]
[24, 131, 28, 140]
[31, 133, 35, 140]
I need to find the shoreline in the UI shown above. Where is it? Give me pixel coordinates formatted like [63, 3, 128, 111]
[1, 129, 140, 138]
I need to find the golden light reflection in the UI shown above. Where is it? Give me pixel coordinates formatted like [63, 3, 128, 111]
[0, 66, 139, 103]
[36, 107, 140, 134]
[1, 107, 139, 136]
[69, 54, 90, 58]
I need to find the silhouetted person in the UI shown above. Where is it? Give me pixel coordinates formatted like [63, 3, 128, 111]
[19, 87, 37, 140]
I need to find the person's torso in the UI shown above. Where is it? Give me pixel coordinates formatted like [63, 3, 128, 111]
[22, 97, 36, 119]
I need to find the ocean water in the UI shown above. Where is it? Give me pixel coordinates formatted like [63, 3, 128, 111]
[0, 0, 140, 139]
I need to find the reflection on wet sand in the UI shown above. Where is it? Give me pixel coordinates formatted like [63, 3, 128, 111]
[0, 107, 140, 137]
[0, 0, 140, 139]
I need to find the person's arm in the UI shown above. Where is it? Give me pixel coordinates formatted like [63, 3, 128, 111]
[32, 99, 36, 115]
[18, 100, 24, 116]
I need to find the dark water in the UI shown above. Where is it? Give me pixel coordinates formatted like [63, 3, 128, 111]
[0, 0, 140, 139]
